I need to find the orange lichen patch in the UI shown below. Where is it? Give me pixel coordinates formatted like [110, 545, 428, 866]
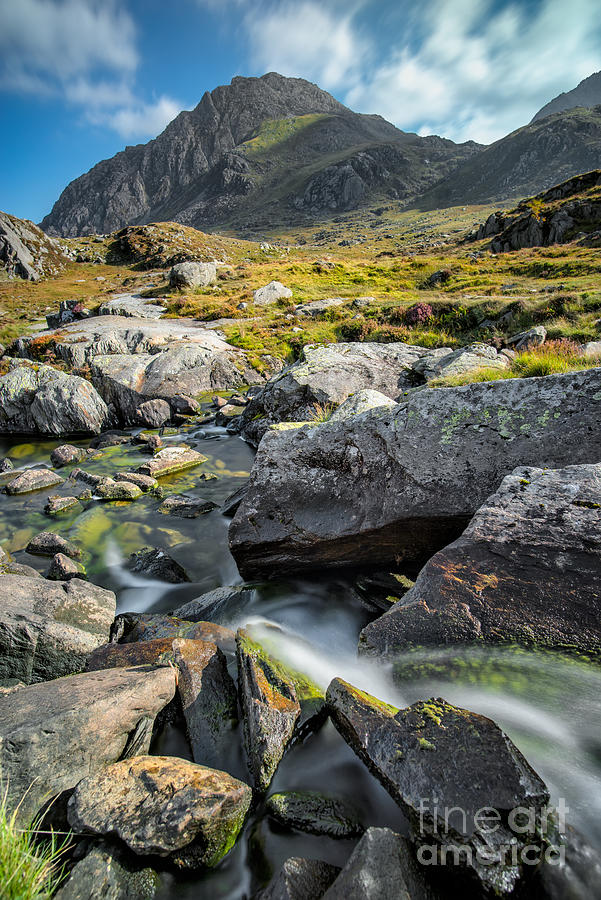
[473, 572, 500, 592]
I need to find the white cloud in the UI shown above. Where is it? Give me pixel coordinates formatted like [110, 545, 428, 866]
[0, 0, 181, 140]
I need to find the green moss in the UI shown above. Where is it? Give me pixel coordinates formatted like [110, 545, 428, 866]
[418, 737, 436, 751]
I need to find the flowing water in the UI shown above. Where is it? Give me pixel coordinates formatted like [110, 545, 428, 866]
[1, 422, 600, 897]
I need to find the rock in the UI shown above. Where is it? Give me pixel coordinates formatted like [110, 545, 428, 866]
[0, 560, 41, 577]
[352, 296, 375, 308]
[5, 468, 64, 494]
[70, 467, 106, 488]
[322, 827, 439, 900]
[49, 444, 87, 467]
[127, 547, 190, 583]
[172, 585, 255, 623]
[171, 394, 201, 414]
[425, 268, 452, 287]
[46, 299, 92, 329]
[158, 494, 218, 518]
[0, 457, 13, 472]
[531, 821, 601, 900]
[238, 342, 442, 446]
[0, 362, 109, 435]
[135, 398, 172, 428]
[26, 531, 82, 559]
[86, 637, 184, 671]
[229, 369, 601, 576]
[99, 293, 166, 319]
[134, 432, 162, 452]
[507, 325, 547, 351]
[112, 612, 234, 653]
[90, 431, 131, 449]
[0, 574, 115, 683]
[137, 446, 207, 478]
[326, 679, 549, 895]
[221, 484, 247, 517]
[169, 260, 217, 289]
[95, 479, 143, 501]
[266, 791, 363, 838]
[113, 472, 158, 492]
[582, 341, 601, 358]
[260, 857, 340, 900]
[295, 298, 344, 317]
[54, 843, 159, 900]
[67, 755, 252, 869]
[328, 389, 397, 423]
[0, 210, 66, 280]
[361, 463, 601, 658]
[0, 666, 176, 824]
[44, 495, 82, 516]
[417, 343, 510, 381]
[46, 552, 86, 581]
[253, 281, 293, 305]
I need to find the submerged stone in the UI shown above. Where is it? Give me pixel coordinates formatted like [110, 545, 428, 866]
[127, 547, 190, 584]
[137, 446, 207, 478]
[26, 531, 82, 559]
[95, 478, 143, 501]
[6, 468, 64, 494]
[158, 494, 218, 518]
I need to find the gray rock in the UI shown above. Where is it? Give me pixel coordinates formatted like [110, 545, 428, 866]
[50, 444, 87, 467]
[169, 261, 217, 289]
[67, 755, 252, 869]
[0, 561, 41, 577]
[0, 210, 66, 280]
[0, 574, 115, 683]
[55, 843, 159, 900]
[137, 446, 206, 478]
[253, 281, 293, 305]
[0, 666, 176, 824]
[158, 494, 218, 518]
[26, 531, 81, 559]
[44, 495, 82, 516]
[113, 472, 158, 492]
[172, 585, 255, 623]
[171, 394, 200, 414]
[327, 679, 549, 895]
[127, 547, 190, 584]
[95, 479, 142, 501]
[507, 325, 547, 350]
[266, 791, 363, 838]
[260, 857, 340, 900]
[328, 389, 396, 423]
[46, 552, 86, 581]
[361, 463, 601, 658]
[5, 468, 64, 494]
[99, 293, 166, 319]
[229, 369, 601, 576]
[0, 362, 109, 435]
[135, 398, 172, 428]
[0, 457, 13, 472]
[583, 340, 601, 358]
[417, 343, 509, 381]
[295, 298, 344, 317]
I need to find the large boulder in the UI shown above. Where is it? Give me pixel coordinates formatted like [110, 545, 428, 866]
[67, 755, 252, 869]
[0, 362, 109, 435]
[0, 665, 176, 824]
[361, 463, 601, 659]
[99, 293, 166, 319]
[169, 260, 216, 288]
[0, 574, 116, 683]
[229, 369, 601, 576]
[0, 210, 66, 280]
[253, 281, 292, 305]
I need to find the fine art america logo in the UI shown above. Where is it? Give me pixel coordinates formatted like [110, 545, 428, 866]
[415, 798, 568, 868]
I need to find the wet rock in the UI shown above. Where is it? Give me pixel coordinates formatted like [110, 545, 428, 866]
[295, 298, 344, 317]
[172, 585, 255, 623]
[114, 471, 158, 492]
[0, 362, 109, 435]
[70, 467, 108, 488]
[133, 431, 162, 452]
[67, 755, 252, 869]
[0, 457, 13, 472]
[89, 431, 131, 449]
[137, 445, 207, 478]
[266, 791, 363, 838]
[99, 292, 166, 319]
[0, 666, 176, 824]
[230, 369, 601, 576]
[328, 389, 396, 423]
[55, 842, 159, 900]
[96, 479, 143, 501]
[25, 531, 81, 559]
[44, 495, 82, 516]
[46, 552, 86, 581]
[6, 468, 64, 494]
[361, 463, 601, 658]
[127, 547, 190, 583]
[112, 612, 235, 653]
[86, 637, 183, 671]
[260, 857, 340, 900]
[326, 679, 549, 895]
[531, 820, 601, 900]
[221, 484, 247, 517]
[0, 574, 115, 683]
[507, 325, 547, 351]
[158, 494, 218, 518]
[322, 827, 439, 900]
[135, 398, 172, 428]
[253, 281, 293, 305]
[169, 260, 216, 288]
[50, 444, 87, 468]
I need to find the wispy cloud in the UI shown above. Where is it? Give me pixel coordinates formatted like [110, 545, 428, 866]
[0, 0, 181, 139]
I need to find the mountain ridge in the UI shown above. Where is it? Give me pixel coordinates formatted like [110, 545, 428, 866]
[532, 71, 601, 122]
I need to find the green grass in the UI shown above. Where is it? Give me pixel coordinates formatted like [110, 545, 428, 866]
[239, 115, 329, 157]
[0, 786, 69, 900]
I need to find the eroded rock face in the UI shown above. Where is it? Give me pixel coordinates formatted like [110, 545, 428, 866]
[0, 362, 109, 435]
[230, 369, 601, 576]
[0, 210, 66, 280]
[67, 755, 252, 869]
[326, 679, 550, 895]
[361, 464, 601, 659]
[0, 574, 116, 683]
[0, 666, 176, 824]
[99, 293, 166, 319]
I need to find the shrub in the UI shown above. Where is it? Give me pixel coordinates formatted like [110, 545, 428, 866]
[404, 302, 433, 326]
[337, 320, 371, 341]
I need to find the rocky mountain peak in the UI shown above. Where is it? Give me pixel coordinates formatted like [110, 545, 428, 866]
[532, 71, 601, 122]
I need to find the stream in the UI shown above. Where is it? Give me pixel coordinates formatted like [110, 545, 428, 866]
[1, 421, 601, 898]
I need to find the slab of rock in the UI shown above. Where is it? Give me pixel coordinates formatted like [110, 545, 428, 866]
[295, 298, 344, 317]
[361, 463, 601, 658]
[0, 457, 14, 472]
[327, 679, 549, 895]
[99, 293, 166, 319]
[5, 468, 64, 494]
[95, 479, 142, 501]
[260, 857, 340, 900]
[55, 843, 159, 900]
[112, 612, 234, 653]
[0, 560, 41, 577]
[68, 755, 252, 868]
[135, 398, 172, 428]
[253, 281, 292, 305]
[127, 547, 190, 583]
[70, 467, 107, 487]
[44, 495, 82, 516]
[328, 389, 396, 423]
[507, 325, 547, 350]
[0, 210, 66, 281]
[137, 446, 207, 478]
[170, 260, 216, 288]
[266, 791, 362, 838]
[0, 362, 109, 435]
[50, 444, 87, 467]
[0, 666, 176, 824]
[230, 369, 601, 576]
[172, 585, 255, 624]
[158, 494, 218, 518]
[114, 472, 158, 492]
[416, 343, 510, 381]
[0, 574, 115, 683]
[46, 552, 86, 581]
[26, 531, 81, 559]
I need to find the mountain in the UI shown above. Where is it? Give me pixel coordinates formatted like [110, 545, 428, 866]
[40, 73, 481, 238]
[0, 211, 67, 280]
[419, 106, 601, 208]
[532, 71, 601, 123]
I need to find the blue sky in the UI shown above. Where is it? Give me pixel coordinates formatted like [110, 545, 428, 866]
[1, 0, 600, 223]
